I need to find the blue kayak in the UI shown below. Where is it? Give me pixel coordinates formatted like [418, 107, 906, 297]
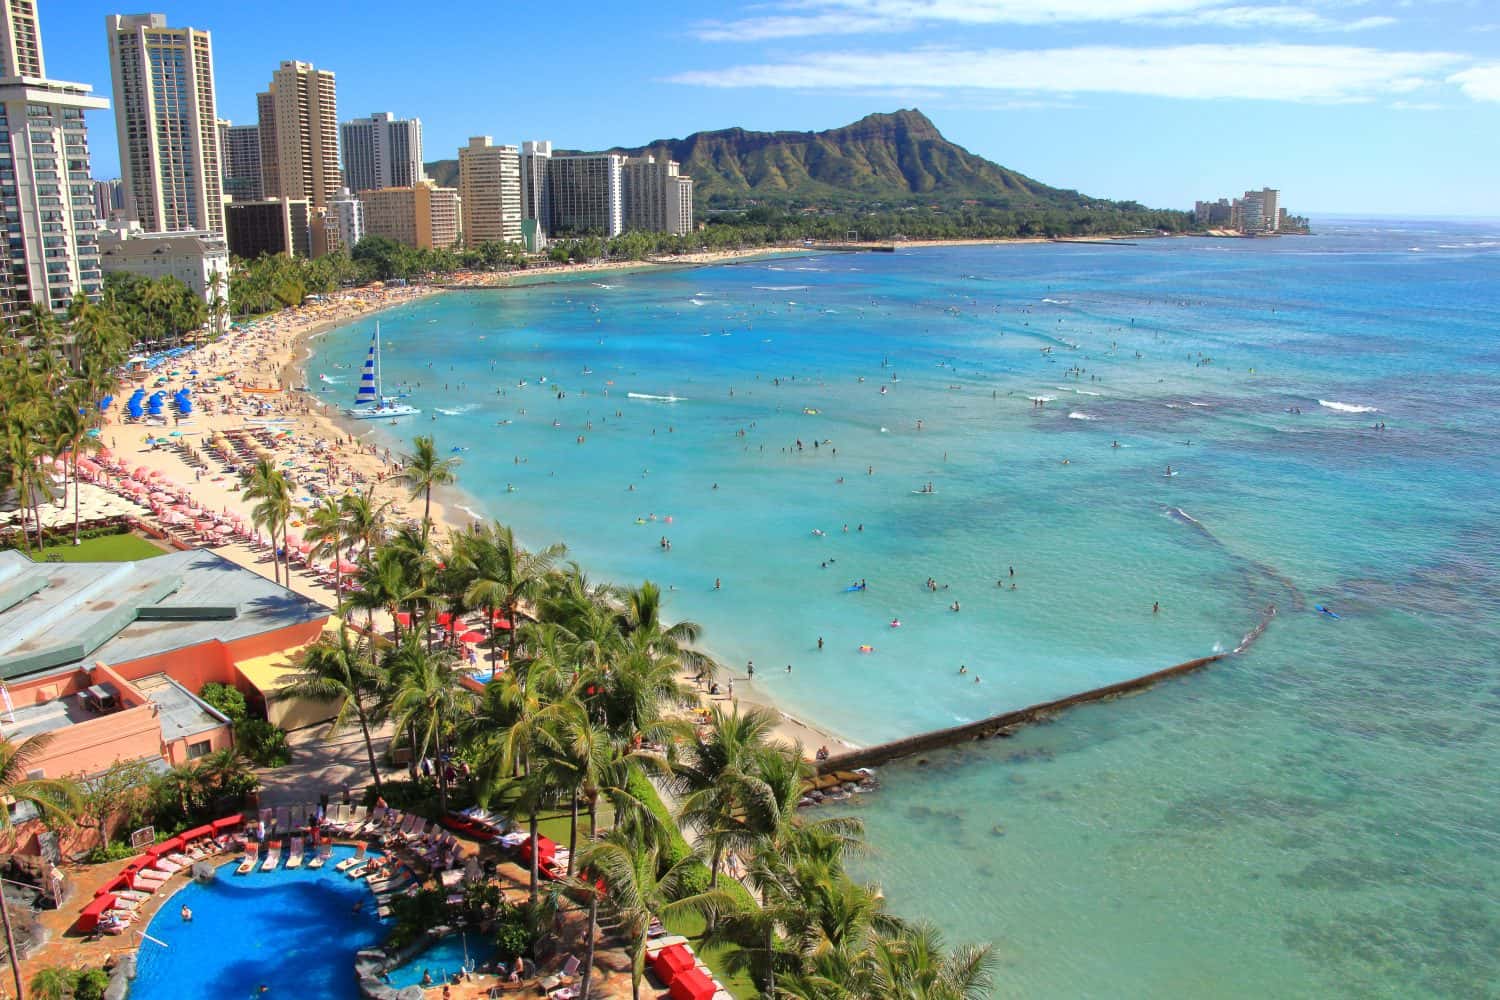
[1316, 604, 1341, 620]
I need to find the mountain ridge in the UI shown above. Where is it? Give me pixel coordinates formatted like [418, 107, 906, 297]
[424, 109, 1144, 215]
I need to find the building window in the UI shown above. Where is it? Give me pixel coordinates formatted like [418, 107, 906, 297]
[187, 740, 212, 759]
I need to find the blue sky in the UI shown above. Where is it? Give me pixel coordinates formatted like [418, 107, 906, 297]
[44, 1, 1500, 216]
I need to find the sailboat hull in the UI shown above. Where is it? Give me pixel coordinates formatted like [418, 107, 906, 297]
[345, 403, 419, 419]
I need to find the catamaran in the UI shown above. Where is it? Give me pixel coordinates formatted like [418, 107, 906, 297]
[344, 323, 419, 419]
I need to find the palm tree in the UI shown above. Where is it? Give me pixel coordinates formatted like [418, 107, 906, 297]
[302, 496, 347, 611]
[273, 630, 389, 796]
[339, 486, 389, 561]
[455, 521, 565, 672]
[241, 458, 291, 585]
[52, 386, 97, 546]
[578, 831, 729, 1000]
[861, 922, 997, 1000]
[531, 700, 610, 876]
[0, 734, 80, 1000]
[671, 704, 782, 887]
[386, 637, 475, 815]
[618, 580, 718, 680]
[401, 434, 459, 541]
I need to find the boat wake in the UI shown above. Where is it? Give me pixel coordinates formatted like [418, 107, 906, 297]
[627, 392, 686, 403]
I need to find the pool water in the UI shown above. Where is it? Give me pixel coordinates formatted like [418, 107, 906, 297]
[384, 930, 495, 989]
[130, 846, 386, 1000]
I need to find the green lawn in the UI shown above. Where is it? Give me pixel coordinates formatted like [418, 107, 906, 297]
[26, 532, 169, 563]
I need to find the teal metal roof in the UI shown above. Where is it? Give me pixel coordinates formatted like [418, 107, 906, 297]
[0, 549, 328, 681]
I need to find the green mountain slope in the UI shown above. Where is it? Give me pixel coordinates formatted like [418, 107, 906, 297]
[424, 109, 1139, 214]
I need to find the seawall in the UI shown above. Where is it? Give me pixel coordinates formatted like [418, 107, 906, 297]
[816, 651, 1227, 774]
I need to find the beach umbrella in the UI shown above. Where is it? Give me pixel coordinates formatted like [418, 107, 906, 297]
[133, 466, 150, 481]
[195, 519, 215, 532]
[436, 611, 456, 627]
[394, 612, 412, 628]
[336, 560, 359, 574]
[489, 613, 514, 631]
[458, 630, 486, 645]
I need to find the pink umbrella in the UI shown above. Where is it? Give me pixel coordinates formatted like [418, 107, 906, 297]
[215, 524, 234, 537]
[336, 560, 359, 574]
[133, 467, 150, 481]
[149, 469, 163, 480]
[195, 519, 215, 532]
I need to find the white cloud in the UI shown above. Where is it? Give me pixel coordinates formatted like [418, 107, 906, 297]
[693, 0, 1399, 39]
[669, 43, 1463, 103]
[1449, 64, 1500, 101]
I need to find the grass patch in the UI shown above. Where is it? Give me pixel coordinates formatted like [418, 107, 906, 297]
[28, 532, 169, 562]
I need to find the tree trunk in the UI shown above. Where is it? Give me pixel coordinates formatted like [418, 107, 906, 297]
[423, 485, 432, 541]
[526, 760, 539, 905]
[71, 447, 81, 545]
[435, 714, 449, 815]
[507, 600, 519, 667]
[0, 884, 24, 1000]
[567, 792, 578, 877]
[355, 704, 384, 797]
[580, 892, 597, 1000]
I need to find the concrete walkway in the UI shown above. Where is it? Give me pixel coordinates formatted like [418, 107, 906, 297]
[255, 719, 395, 806]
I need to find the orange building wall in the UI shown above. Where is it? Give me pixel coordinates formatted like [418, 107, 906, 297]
[24, 704, 162, 779]
[109, 617, 327, 700]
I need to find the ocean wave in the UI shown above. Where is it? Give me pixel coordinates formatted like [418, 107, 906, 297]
[1041, 297, 1071, 305]
[435, 404, 478, 416]
[457, 504, 485, 520]
[1075, 390, 1101, 396]
[1319, 399, 1378, 413]
[688, 298, 708, 307]
[1067, 411, 1097, 420]
[627, 392, 686, 403]
[1029, 395, 1056, 403]
[592, 282, 618, 289]
[1436, 241, 1500, 249]
[753, 285, 810, 291]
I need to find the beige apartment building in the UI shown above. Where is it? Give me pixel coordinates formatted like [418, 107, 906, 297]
[257, 60, 338, 209]
[458, 136, 521, 247]
[106, 14, 224, 235]
[359, 181, 460, 250]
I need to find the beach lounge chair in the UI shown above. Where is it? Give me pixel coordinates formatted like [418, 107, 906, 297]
[167, 853, 194, 867]
[289, 805, 306, 830]
[345, 805, 368, 831]
[286, 836, 305, 869]
[152, 858, 181, 874]
[335, 842, 368, 872]
[309, 839, 333, 869]
[236, 844, 258, 875]
[274, 806, 292, 832]
[325, 803, 348, 830]
[260, 840, 282, 871]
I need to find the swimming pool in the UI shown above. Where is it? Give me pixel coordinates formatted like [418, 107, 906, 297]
[383, 929, 495, 989]
[130, 846, 386, 1000]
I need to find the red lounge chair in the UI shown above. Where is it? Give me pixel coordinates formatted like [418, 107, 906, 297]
[669, 966, 716, 1000]
[77, 893, 116, 934]
[651, 943, 694, 984]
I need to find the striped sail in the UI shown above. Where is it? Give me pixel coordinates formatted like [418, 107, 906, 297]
[355, 331, 379, 406]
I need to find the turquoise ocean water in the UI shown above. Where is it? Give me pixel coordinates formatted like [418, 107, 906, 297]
[310, 220, 1500, 997]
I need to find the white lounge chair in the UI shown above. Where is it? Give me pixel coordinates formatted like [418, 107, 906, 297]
[260, 840, 282, 871]
[308, 839, 332, 869]
[335, 842, 368, 872]
[286, 836, 305, 869]
[235, 844, 258, 875]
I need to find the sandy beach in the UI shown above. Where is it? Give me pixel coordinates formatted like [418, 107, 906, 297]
[92, 275, 842, 757]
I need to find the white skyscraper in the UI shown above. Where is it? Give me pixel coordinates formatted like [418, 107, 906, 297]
[106, 13, 224, 235]
[0, 1, 108, 315]
[340, 111, 423, 193]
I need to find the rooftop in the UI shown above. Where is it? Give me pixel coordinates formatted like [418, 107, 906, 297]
[0, 549, 329, 681]
[134, 673, 227, 741]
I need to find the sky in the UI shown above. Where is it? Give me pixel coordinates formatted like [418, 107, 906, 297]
[43, 0, 1500, 217]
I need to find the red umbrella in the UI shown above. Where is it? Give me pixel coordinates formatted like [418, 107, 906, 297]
[395, 611, 412, 627]
[458, 629, 486, 644]
[436, 611, 456, 627]
[652, 944, 695, 982]
[669, 967, 716, 1000]
[489, 613, 514, 630]
[133, 466, 150, 481]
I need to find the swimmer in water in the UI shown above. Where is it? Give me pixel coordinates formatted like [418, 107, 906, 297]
[958, 664, 967, 674]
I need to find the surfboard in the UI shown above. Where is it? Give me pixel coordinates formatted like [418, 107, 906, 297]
[1316, 605, 1341, 620]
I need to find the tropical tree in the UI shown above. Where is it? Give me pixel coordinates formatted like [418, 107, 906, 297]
[455, 521, 565, 671]
[0, 734, 81, 1000]
[52, 386, 98, 546]
[578, 832, 728, 1000]
[671, 704, 783, 887]
[302, 495, 348, 611]
[401, 434, 458, 541]
[385, 637, 475, 815]
[241, 457, 291, 585]
[274, 630, 389, 796]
